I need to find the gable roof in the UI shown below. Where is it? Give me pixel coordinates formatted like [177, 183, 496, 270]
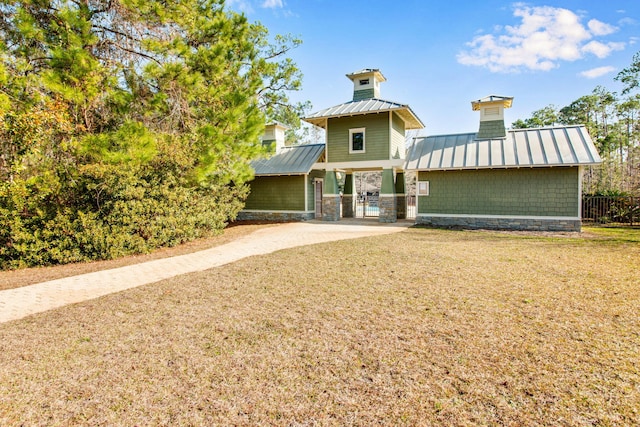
[405, 125, 601, 171]
[251, 143, 325, 176]
[303, 98, 424, 130]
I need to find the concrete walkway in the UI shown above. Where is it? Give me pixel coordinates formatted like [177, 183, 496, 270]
[0, 220, 412, 324]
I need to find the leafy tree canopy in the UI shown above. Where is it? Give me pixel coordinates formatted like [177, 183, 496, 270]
[511, 52, 640, 195]
[0, 0, 306, 267]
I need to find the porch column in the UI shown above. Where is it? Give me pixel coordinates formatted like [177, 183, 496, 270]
[395, 172, 406, 220]
[379, 168, 397, 223]
[322, 169, 341, 221]
[342, 173, 354, 218]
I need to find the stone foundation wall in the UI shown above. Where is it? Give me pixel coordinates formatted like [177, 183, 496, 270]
[379, 196, 397, 223]
[342, 195, 354, 218]
[322, 195, 341, 221]
[237, 211, 314, 222]
[416, 215, 581, 232]
[396, 195, 406, 220]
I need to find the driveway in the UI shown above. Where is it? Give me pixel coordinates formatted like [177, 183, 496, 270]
[0, 220, 412, 323]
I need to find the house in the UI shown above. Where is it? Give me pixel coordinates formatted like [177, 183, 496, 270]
[239, 70, 602, 231]
[405, 96, 602, 231]
[240, 68, 423, 223]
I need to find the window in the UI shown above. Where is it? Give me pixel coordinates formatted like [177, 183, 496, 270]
[349, 128, 365, 153]
[417, 181, 429, 196]
[359, 78, 370, 86]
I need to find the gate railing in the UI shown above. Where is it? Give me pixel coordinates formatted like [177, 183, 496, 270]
[582, 195, 639, 226]
[355, 194, 380, 217]
[407, 195, 416, 219]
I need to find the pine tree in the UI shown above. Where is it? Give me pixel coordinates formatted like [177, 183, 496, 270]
[0, 0, 305, 267]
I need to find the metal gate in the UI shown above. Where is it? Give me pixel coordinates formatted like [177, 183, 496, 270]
[354, 172, 381, 218]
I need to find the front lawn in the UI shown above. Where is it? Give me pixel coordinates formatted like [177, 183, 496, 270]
[1, 227, 638, 425]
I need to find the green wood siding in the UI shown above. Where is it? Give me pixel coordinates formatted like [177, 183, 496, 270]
[391, 112, 405, 159]
[477, 120, 506, 139]
[353, 88, 375, 101]
[327, 114, 390, 162]
[418, 167, 579, 217]
[245, 176, 306, 211]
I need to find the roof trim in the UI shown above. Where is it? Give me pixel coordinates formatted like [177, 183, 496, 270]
[303, 98, 424, 129]
[471, 95, 513, 110]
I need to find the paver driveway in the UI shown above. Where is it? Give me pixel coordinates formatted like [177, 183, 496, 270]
[0, 220, 411, 323]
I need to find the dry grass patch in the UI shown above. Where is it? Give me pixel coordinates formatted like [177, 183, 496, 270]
[0, 227, 638, 425]
[0, 222, 273, 291]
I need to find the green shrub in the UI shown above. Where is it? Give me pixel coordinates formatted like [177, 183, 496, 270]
[0, 170, 248, 270]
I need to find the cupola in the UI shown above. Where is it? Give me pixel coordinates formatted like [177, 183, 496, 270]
[471, 95, 513, 139]
[346, 69, 386, 101]
[261, 122, 289, 154]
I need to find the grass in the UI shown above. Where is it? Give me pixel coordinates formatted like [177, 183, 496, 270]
[0, 226, 639, 425]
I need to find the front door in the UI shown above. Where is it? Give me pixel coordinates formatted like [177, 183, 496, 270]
[314, 180, 323, 218]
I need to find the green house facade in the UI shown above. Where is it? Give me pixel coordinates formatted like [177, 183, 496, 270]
[240, 69, 423, 223]
[240, 143, 325, 221]
[240, 71, 602, 231]
[302, 69, 423, 222]
[404, 96, 601, 231]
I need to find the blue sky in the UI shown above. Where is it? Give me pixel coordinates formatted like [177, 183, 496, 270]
[228, 0, 640, 135]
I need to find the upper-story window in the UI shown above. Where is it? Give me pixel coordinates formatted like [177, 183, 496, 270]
[349, 128, 365, 153]
[359, 78, 369, 86]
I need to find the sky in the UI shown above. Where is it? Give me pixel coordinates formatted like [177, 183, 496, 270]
[227, 0, 640, 136]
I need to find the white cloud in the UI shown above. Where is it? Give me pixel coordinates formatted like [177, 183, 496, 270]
[582, 41, 625, 58]
[261, 0, 283, 8]
[618, 17, 637, 26]
[457, 5, 624, 73]
[579, 66, 616, 79]
[587, 19, 617, 36]
[226, 0, 254, 13]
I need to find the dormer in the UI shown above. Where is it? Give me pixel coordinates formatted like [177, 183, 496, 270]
[471, 95, 513, 139]
[346, 69, 386, 101]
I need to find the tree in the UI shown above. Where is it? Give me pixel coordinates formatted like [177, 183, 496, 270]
[511, 75, 640, 195]
[615, 51, 640, 95]
[511, 105, 558, 128]
[0, 0, 305, 267]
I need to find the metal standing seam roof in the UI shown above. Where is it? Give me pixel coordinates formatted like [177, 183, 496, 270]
[303, 98, 424, 129]
[404, 125, 602, 171]
[251, 143, 326, 176]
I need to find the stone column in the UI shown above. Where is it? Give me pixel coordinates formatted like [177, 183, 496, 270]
[342, 173, 354, 218]
[322, 170, 341, 221]
[379, 168, 397, 223]
[395, 172, 406, 220]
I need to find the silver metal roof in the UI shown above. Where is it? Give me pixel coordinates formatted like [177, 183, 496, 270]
[405, 125, 601, 171]
[251, 143, 325, 176]
[303, 98, 424, 130]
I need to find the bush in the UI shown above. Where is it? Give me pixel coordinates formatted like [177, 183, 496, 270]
[0, 169, 248, 270]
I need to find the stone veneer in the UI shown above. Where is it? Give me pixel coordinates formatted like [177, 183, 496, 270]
[322, 195, 341, 221]
[396, 195, 406, 220]
[237, 211, 314, 222]
[378, 196, 397, 223]
[416, 215, 581, 232]
[342, 195, 354, 218]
